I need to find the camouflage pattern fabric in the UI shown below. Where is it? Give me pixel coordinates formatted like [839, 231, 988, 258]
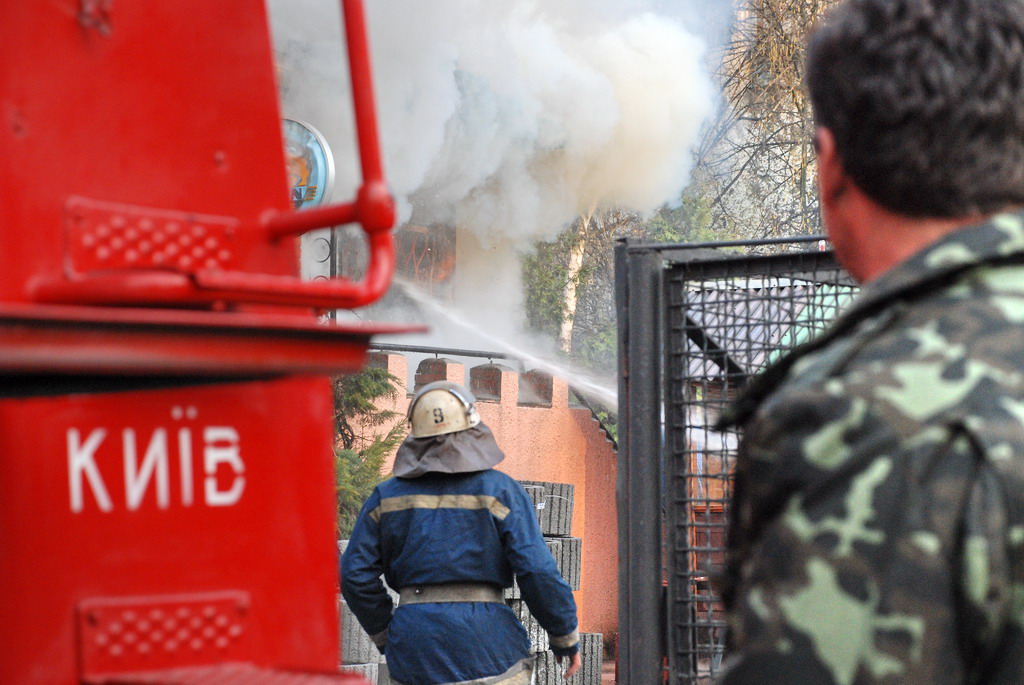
[716, 213, 1024, 684]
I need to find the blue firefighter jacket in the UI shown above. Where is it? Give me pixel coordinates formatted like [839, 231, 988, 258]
[341, 469, 579, 685]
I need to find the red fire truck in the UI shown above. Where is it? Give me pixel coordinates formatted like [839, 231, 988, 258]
[0, 1, 414, 682]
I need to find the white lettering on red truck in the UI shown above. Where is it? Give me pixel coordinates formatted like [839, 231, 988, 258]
[67, 407, 246, 512]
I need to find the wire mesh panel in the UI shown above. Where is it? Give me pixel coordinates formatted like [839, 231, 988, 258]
[662, 246, 856, 684]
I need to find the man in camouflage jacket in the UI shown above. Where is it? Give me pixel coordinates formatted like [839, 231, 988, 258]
[716, 1, 1024, 683]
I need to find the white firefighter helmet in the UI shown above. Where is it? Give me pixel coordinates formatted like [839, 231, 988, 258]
[408, 381, 481, 438]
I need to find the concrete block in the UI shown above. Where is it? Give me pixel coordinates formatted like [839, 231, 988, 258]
[507, 599, 549, 653]
[341, 663, 379, 682]
[340, 598, 385, 665]
[520, 484, 546, 524]
[551, 536, 582, 591]
[533, 632, 603, 685]
[579, 633, 604, 684]
[519, 481, 574, 536]
[504, 538, 562, 600]
[533, 652, 558, 685]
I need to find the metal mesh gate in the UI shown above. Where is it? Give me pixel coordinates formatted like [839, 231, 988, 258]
[616, 239, 858, 685]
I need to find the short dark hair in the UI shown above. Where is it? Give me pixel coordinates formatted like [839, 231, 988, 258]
[806, 0, 1024, 217]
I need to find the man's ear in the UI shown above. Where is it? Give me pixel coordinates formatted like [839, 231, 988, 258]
[815, 126, 847, 208]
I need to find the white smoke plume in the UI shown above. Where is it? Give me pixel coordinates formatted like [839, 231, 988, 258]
[267, 0, 719, 389]
[269, 0, 715, 243]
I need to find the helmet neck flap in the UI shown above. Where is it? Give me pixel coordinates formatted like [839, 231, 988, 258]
[392, 423, 505, 478]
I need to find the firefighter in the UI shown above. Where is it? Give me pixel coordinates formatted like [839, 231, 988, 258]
[342, 381, 582, 685]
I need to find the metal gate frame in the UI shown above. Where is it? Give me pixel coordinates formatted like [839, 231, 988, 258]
[615, 237, 857, 684]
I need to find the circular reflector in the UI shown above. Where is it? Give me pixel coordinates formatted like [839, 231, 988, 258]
[283, 119, 335, 210]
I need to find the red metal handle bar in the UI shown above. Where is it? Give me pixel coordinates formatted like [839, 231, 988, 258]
[32, 229, 394, 310]
[265, 0, 392, 239]
[196, 229, 395, 309]
[345, 0, 387, 197]
[258, 0, 396, 306]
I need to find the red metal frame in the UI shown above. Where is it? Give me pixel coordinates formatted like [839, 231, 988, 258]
[16, 0, 396, 312]
[0, 1, 417, 682]
[0, 301, 416, 376]
[0, 376, 369, 683]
